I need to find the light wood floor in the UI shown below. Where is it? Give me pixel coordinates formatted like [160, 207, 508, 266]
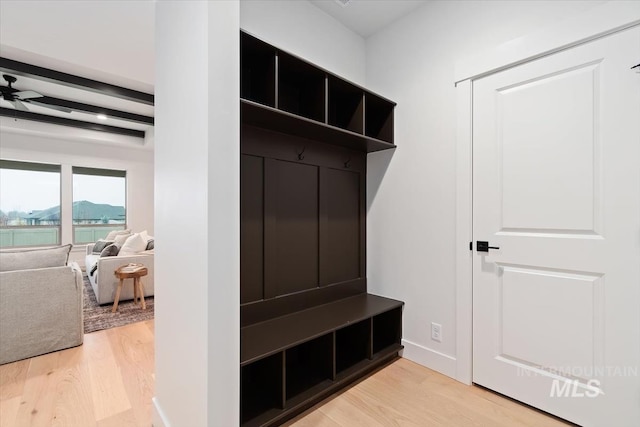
[0, 320, 571, 427]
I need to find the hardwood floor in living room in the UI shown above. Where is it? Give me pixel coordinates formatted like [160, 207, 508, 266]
[0, 320, 571, 427]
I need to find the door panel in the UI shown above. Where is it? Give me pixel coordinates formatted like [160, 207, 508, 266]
[473, 27, 640, 426]
[499, 265, 600, 371]
[499, 62, 599, 233]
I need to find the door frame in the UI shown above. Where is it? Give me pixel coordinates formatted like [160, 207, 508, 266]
[454, 1, 640, 385]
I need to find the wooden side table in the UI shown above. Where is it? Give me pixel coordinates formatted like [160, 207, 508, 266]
[113, 263, 148, 313]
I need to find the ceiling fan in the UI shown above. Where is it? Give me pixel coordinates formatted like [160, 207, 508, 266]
[0, 74, 72, 113]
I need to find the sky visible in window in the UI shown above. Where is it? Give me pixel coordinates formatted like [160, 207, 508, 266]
[0, 169, 60, 213]
[73, 174, 125, 207]
[0, 169, 125, 213]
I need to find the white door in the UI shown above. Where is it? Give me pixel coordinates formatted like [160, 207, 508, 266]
[473, 27, 640, 427]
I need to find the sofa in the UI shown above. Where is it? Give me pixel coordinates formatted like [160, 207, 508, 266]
[85, 243, 154, 305]
[0, 245, 83, 365]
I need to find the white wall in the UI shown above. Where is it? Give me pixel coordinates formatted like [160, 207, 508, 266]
[240, 0, 366, 85]
[154, 1, 239, 426]
[0, 127, 154, 266]
[365, 0, 605, 377]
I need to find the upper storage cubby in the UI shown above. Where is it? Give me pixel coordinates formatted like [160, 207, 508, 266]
[365, 92, 394, 144]
[241, 32, 276, 107]
[240, 31, 396, 153]
[277, 52, 326, 122]
[328, 77, 364, 134]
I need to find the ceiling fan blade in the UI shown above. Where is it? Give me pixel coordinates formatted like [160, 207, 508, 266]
[26, 100, 73, 113]
[8, 100, 29, 111]
[14, 90, 43, 100]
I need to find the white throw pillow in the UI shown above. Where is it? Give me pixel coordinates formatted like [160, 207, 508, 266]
[114, 233, 132, 245]
[106, 229, 131, 240]
[118, 233, 147, 256]
[139, 230, 150, 243]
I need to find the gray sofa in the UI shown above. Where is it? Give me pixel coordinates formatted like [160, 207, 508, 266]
[85, 244, 154, 305]
[0, 245, 83, 365]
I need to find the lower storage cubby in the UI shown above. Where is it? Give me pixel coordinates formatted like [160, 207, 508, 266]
[241, 294, 403, 426]
[241, 352, 283, 424]
[373, 307, 403, 355]
[336, 319, 371, 375]
[285, 333, 333, 402]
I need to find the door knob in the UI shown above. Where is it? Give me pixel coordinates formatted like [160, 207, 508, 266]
[477, 241, 500, 252]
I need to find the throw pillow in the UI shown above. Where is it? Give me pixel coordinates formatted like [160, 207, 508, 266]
[100, 243, 121, 257]
[105, 229, 131, 240]
[118, 233, 147, 256]
[92, 239, 114, 254]
[0, 244, 72, 272]
[114, 233, 132, 245]
[145, 239, 154, 250]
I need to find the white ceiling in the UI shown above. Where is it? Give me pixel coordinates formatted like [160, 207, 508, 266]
[0, 0, 155, 91]
[309, 0, 427, 37]
[0, 1, 154, 138]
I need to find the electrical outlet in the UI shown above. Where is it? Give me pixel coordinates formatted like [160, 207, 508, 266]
[431, 322, 442, 342]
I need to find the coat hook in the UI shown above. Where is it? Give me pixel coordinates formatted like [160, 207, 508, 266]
[298, 146, 306, 161]
[344, 157, 351, 168]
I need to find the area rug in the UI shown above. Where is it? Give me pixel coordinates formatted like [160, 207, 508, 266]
[83, 275, 154, 334]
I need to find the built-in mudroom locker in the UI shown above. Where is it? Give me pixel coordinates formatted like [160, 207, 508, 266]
[240, 31, 404, 427]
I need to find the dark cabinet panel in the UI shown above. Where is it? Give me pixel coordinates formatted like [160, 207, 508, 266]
[320, 168, 360, 285]
[266, 160, 319, 297]
[241, 155, 265, 304]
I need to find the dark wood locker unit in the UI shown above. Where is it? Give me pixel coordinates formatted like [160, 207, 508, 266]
[240, 30, 402, 427]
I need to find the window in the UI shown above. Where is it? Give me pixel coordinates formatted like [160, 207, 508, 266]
[0, 160, 62, 248]
[72, 167, 126, 244]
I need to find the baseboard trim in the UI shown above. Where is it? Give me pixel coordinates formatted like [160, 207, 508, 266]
[152, 397, 171, 427]
[401, 339, 457, 379]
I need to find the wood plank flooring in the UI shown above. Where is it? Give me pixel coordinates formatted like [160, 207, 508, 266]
[0, 320, 154, 427]
[0, 320, 571, 426]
